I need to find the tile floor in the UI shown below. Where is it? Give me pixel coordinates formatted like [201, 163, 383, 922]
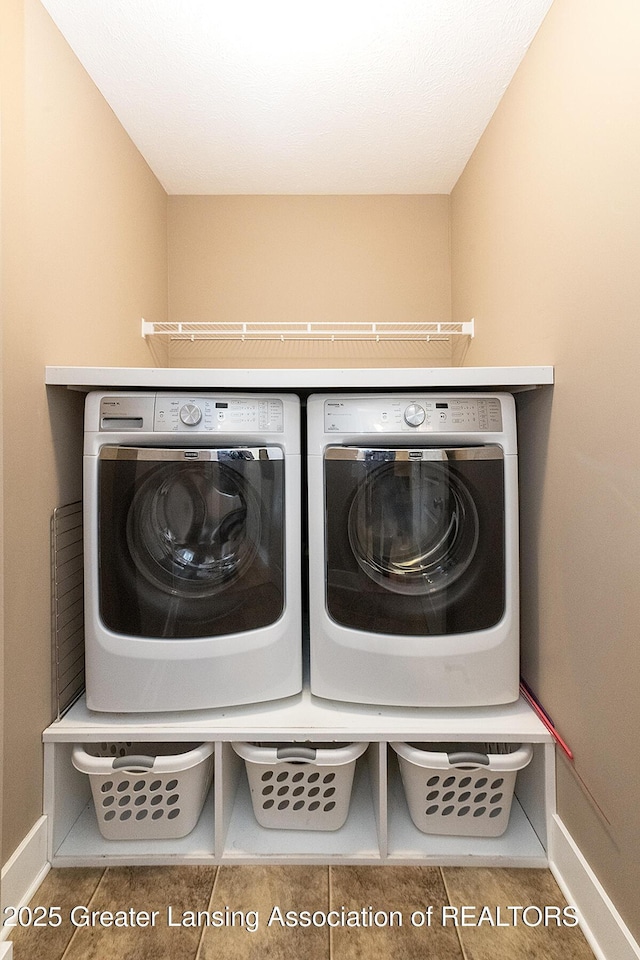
[6, 865, 596, 959]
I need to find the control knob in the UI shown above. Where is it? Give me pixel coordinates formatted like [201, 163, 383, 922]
[179, 402, 202, 426]
[404, 403, 426, 427]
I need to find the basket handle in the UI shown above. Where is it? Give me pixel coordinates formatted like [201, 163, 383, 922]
[71, 742, 214, 776]
[276, 746, 317, 762]
[112, 755, 155, 771]
[481, 743, 534, 772]
[447, 751, 490, 767]
[232, 742, 368, 766]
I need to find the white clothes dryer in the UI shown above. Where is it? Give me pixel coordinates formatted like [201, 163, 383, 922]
[307, 393, 519, 707]
[84, 391, 302, 712]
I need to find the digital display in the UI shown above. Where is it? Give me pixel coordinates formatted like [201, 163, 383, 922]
[215, 402, 228, 409]
[435, 403, 449, 409]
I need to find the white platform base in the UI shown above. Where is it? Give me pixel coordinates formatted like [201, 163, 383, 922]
[549, 814, 640, 960]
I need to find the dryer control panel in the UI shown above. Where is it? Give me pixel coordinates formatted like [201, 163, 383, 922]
[324, 397, 503, 434]
[98, 395, 284, 433]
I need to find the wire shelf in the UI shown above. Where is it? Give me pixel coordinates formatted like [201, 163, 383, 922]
[141, 318, 474, 367]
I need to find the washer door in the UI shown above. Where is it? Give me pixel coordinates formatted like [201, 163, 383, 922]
[348, 460, 479, 596]
[324, 446, 506, 636]
[98, 446, 285, 639]
[127, 460, 260, 598]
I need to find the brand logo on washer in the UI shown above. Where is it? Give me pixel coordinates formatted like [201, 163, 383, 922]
[183, 451, 199, 459]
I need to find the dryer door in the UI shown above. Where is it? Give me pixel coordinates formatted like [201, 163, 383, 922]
[98, 446, 284, 639]
[324, 446, 506, 636]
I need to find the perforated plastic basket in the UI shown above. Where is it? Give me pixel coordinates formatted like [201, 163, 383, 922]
[390, 741, 533, 837]
[72, 741, 214, 840]
[232, 741, 368, 831]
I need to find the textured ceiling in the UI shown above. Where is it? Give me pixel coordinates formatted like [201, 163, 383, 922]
[39, 0, 554, 195]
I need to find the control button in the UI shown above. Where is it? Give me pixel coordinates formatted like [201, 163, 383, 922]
[404, 403, 426, 427]
[179, 402, 202, 426]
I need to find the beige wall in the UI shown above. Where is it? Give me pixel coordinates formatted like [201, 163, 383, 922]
[168, 195, 451, 367]
[1, 0, 166, 859]
[451, 0, 640, 937]
[0, 0, 10, 901]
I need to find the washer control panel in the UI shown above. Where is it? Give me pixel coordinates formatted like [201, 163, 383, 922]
[98, 395, 284, 432]
[154, 396, 284, 433]
[324, 397, 503, 434]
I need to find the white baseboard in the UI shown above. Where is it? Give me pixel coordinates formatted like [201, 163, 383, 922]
[549, 814, 640, 960]
[0, 943, 12, 958]
[1, 816, 50, 941]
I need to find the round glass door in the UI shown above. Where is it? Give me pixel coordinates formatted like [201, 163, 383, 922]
[347, 462, 479, 596]
[126, 462, 261, 598]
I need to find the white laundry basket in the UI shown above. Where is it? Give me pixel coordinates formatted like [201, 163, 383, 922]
[232, 741, 368, 831]
[390, 741, 533, 838]
[72, 741, 214, 840]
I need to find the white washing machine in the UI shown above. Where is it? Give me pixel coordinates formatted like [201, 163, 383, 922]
[307, 393, 519, 707]
[84, 391, 302, 712]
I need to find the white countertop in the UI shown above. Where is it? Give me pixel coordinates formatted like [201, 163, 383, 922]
[45, 365, 554, 391]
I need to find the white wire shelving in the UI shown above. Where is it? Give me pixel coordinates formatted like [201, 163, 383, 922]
[140, 318, 475, 367]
